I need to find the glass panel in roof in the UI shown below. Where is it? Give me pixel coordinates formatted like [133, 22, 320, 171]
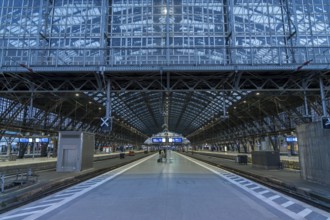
[0, 0, 329, 66]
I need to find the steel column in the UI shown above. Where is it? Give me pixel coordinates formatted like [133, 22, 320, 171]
[319, 76, 328, 116]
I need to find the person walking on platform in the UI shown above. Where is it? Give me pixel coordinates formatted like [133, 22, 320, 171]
[157, 150, 162, 162]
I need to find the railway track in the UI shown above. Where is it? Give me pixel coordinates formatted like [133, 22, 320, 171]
[0, 152, 154, 214]
[181, 152, 330, 213]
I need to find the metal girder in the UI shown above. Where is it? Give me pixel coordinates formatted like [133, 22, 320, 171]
[1, 71, 329, 144]
[1, 0, 330, 145]
[31, 98, 66, 128]
[0, 98, 28, 128]
[0, 101, 20, 122]
[113, 93, 156, 133]
[172, 93, 193, 131]
[187, 90, 317, 143]
[141, 92, 161, 130]
[0, 71, 328, 93]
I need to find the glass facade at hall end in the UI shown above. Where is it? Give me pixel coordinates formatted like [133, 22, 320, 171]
[0, 0, 330, 67]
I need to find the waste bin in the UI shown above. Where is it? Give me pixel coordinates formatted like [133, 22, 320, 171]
[236, 155, 247, 165]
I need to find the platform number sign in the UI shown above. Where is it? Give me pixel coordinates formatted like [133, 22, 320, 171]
[322, 117, 330, 129]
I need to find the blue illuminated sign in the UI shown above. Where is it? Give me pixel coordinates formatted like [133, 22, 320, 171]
[152, 138, 164, 143]
[172, 138, 182, 143]
[41, 138, 49, 143]
[169, 138, 182, 143]
[286, 137, 297, 142]
[19, 138, 29, 143]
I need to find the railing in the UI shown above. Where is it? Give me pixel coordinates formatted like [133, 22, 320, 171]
[0, 154, 17, 161]
[1, 168, 38, 193]
[0, 46, 329, 69]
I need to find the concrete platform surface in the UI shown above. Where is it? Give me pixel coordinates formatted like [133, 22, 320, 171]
[0, 152, 329, 220]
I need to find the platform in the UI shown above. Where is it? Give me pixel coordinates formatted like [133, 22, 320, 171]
[0, 152, 329, 220]
[0, 151, 329, 219]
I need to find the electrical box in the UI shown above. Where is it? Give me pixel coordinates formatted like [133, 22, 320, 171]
[56, 131, 95, 172]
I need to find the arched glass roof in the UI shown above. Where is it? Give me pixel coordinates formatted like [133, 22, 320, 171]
[0, 0, 329, 142]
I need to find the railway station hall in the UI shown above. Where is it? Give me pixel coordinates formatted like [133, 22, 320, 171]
[1, 0, 330, 219]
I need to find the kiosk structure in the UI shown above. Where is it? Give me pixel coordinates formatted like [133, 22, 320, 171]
[56, 131, 95, 172]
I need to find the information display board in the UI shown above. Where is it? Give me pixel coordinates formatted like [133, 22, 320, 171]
[169, 138, 182, 143]
[286, 137, 297, 142]
[36, 138, 49, 143]
[152, 138, 165, 143]
[19, 138, 29, 143]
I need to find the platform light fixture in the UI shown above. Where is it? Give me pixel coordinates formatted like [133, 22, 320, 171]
[163, 8, 167, 15]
